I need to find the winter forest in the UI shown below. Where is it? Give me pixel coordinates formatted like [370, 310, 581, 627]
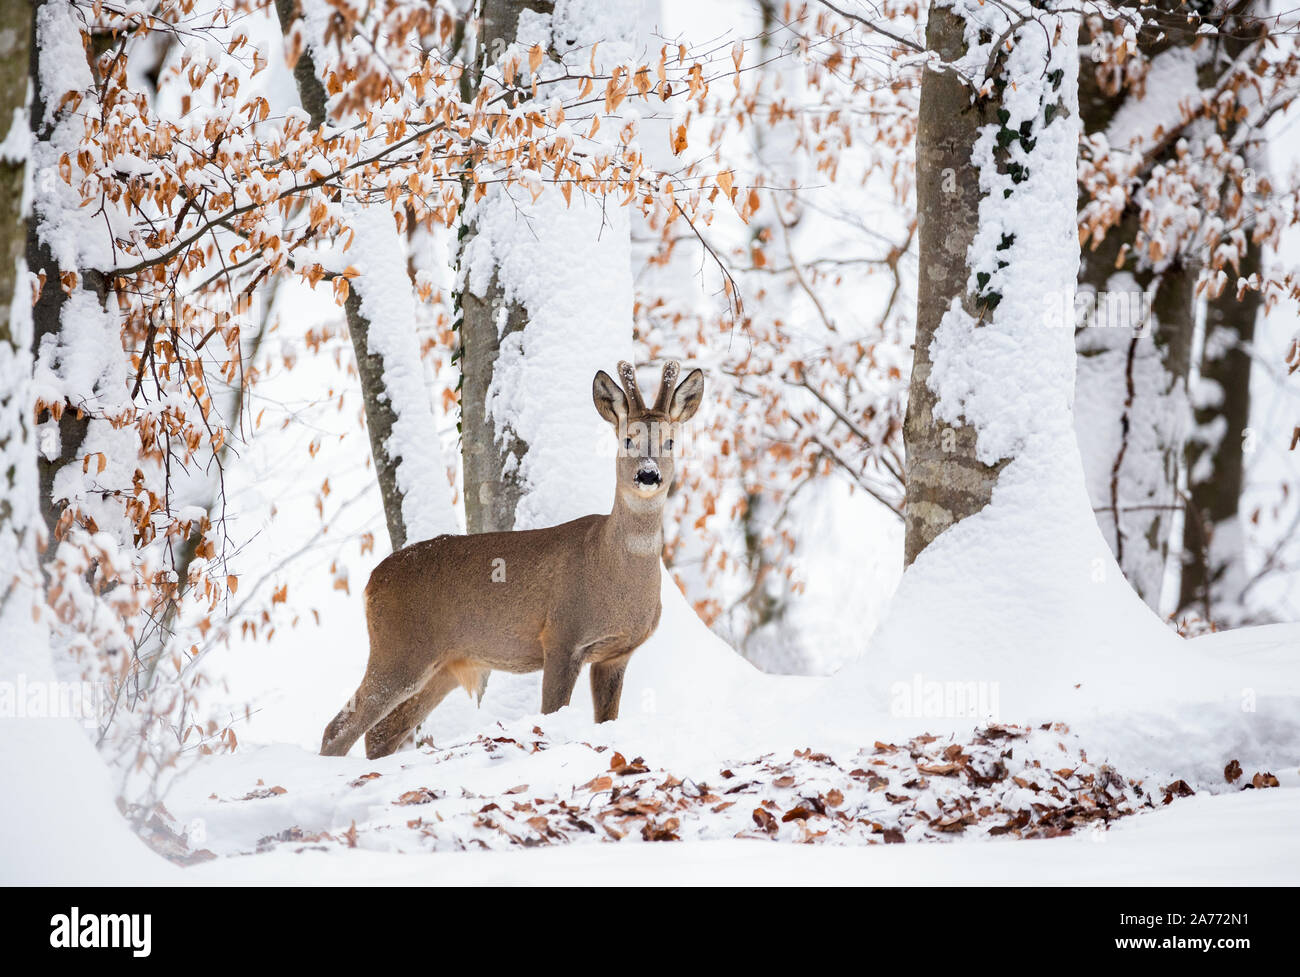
[2, 0, 1299, 885]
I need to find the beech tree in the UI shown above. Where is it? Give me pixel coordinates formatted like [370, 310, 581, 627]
[456, 0, 641, 535]
[272, 0, 457, 551]
[902, 1, 1006, 564]
[1, 0, 33, 572]
[1074, 2, 1275, 616]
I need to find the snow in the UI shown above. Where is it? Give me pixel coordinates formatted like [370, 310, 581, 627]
[1, 233, 171, 885]
[31, 0, 113, 274]
[460, 0, 641, 532]
[1104, 45, 1201, 160]
[0, 608, 176, 883]
[0, 108, 28, 163]
[175, 787, 1300, 884]
[929, 3, 1080, 467]
[330, 204, 459, 541]
[129, 613, 1300, 883]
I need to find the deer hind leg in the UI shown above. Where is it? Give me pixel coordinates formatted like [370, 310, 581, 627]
[319, 653, 434, 757]
[364, 663, 471, 760]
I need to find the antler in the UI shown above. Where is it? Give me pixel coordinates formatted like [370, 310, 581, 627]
[617, 361, 646, 412]
[652, 360, 680, 413]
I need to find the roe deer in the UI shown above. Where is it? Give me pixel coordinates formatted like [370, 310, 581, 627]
[320, 361, 705, 759]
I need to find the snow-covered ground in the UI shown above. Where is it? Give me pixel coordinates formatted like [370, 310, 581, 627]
[11, 610, 1290, 884]
[175, 787, 1300, 884]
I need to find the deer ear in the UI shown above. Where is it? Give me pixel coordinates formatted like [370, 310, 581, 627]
[669, 368, 704, 422]
[592, 370, 627, 427]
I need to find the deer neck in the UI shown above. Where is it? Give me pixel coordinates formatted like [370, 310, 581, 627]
[606, 489, 666, 561]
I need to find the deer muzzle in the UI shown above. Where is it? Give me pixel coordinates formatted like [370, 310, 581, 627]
[634, 461, 662, 488]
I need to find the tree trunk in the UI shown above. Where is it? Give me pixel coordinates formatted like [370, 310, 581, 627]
[457, 0, 552, 534]
[1, 0, 33, 576]
[902, 7, 1005, 565]
[26, 0, 110, 552]
[454, 0, 637, 534]
[1073, 10, 1200, 610]
[1074, 6, 1262, 612]
[273, 0, 457, 550]
[736, 0, 808, 670]
[1177, 8, 1267, 622]
[1179, 237, 1260, 618]
[1074, 248, 1195, 609]
[860, 5, 1198, 724]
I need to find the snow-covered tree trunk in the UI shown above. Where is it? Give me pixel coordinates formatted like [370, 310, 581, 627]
[456, 0, 638, 534]
[25, 0, 148, 674]
[862, 1, 1187, 718]
[273, 0, 457, 550]
[1180, 228, 1260, 620]
[1, 0, 33, 563]
[1074, 19, 1199, 610]
[736, 0, 808, 670]
[901, 4, 1005, 565]
[1, 2, 168, 880]
[457, 0, 539, 534]
[27, 0, 113, 553]
[1177, 11, 1268, 623]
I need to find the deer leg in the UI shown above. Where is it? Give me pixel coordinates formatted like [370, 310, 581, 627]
[540, 642, 584, 715]
[320, 685, 401, 757]
[590, 654, 630, 723]
[320, 655, 432, 757]
[364, 666, 461, 760]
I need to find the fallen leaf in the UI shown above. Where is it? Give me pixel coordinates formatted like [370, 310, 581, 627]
[609, 752, 648, 775]
[752, 807, 778, 835]
[396, 788, 442, 805]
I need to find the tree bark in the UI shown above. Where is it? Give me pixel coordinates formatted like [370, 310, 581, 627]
[274, 0, 456, 550]
[1179, 237, 1259, 617]
[1176, 8, 1268, 621]
[0, 0, 33, 563]
[1073, 9, 1199, 608]
[26, 0, 109, 552]
[457, 0, 553, 534]
[456, 0, 637, 537]
[902, 7, 1006, 566]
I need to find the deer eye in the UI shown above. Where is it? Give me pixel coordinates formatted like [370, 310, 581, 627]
[663, 438, 674, 452]
[624, 437, 633, 451]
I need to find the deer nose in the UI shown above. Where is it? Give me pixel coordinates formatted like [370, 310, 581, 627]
[635, 466, 662, 486]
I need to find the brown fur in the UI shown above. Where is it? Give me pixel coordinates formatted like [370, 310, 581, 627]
[320, 362, 705, 759]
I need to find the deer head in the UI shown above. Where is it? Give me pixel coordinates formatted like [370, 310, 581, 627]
[592, 360, 704, 508]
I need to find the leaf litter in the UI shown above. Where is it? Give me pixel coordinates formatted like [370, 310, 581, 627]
[209, 721, 1273, 858]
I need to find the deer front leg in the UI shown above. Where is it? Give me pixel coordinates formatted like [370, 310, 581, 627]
[540, 640, 584, 715]
[590, 654, 630, 723]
